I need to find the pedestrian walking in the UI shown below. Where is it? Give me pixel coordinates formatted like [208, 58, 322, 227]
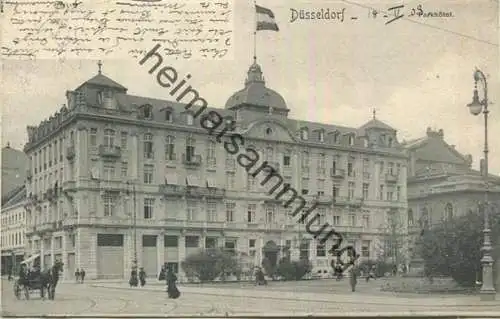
[254, 267, 267, 286]
[166, 267, 180, 299]
[75, 268, 80, 283]
[366, 265, 376, 282]
[80, 268, 86, 283]
[349, 266, 358, 292]
[158, 265, 166, 281]
[139, 267, 146, 287]
[129, 266, 138, 287]
[7, 264, 13, 281]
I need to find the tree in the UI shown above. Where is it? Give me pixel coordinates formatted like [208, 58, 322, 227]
[417, 208, 500, 287]
[376, 211, 408, 267]
[181, 248, 241, 283]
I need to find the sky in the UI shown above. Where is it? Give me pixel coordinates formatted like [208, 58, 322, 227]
[1, 0, 499, 174]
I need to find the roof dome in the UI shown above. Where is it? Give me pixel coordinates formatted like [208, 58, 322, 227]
[225, 61, 287, 110]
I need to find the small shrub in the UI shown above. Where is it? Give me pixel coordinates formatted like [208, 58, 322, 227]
[277, 258, 312, 281]
[181, 248, 241, 283]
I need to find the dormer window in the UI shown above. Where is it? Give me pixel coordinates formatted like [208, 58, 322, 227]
[97, 91, 103, 105]
[333, 131, 340, 143]
[348, 134, 355, 146]
[300, 128, 308, 140]
[318, 130, 324, 142]
[165, 109, 173, 122]
[388, 137, 393, 147]
[186, 113, 194, 125]
[142, 105, 153, 119]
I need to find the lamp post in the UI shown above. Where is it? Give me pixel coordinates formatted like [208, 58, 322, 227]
[466, 68, 496, 300]
[126, 181, 138, 270]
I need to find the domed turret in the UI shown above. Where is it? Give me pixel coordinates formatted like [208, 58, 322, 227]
[225, 61, 288, 111]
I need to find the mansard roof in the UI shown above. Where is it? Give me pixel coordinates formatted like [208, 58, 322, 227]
[77, 73, 128, 91]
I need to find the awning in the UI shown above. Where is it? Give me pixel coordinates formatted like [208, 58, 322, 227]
[206, 178, 217, 188]
[186, 175, 200, 187]
[165, 173, 179, 185]
[21, 254, 40, 265]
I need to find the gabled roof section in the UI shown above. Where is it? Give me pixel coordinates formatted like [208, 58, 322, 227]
[358, 118, 396, 132]
[77, 74, 128, 92]
[1, 184, 26, 207]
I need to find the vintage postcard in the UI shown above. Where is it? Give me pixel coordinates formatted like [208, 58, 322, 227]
[1, 0, 499, 317]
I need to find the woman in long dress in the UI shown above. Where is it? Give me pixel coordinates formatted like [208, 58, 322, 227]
[166, 268, 180, 299]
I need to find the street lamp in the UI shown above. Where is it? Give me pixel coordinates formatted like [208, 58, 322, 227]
[125, 181, 138, 270]
[466, 68, 496, 301]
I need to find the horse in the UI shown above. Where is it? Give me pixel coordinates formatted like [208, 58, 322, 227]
[40, 260, 64, 300]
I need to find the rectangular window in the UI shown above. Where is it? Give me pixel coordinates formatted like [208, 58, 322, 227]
[120, 132, 128, 150]
[165, 136, 175, 161]
[225, 154, 236, 171]
[379, 185, 384, 200]
[249, 239, 256, 248]
[144, 134, 154, 159]
[104, 129, 115, 147]
[347, 161, 354, 177]
[247, 174, 255, 191]
[207, 201, 217, 221]
[316, 242, 326, 257]
[388, 162, 394, 175]
[396, 186, 401, 201]
[185, 236, 199, 248]
[317, 153, 326, 175]
[144, 198, 154, 219]
[362, 215, 370, 229]
[283, 155, 291, 166]
[317, 180, 324, 195]
[103, 193, 115, 216]
[205, 237, 217, 249]
[317, 208, 326, 225]
[362, 183, 369, 200]
[333, 215, 340, 225]
[225, 202, 235, 222]
[226, 172, 235, 189]
[361, 240, 370, 257]
[224, 239, 237, 253]
[349, 214, 356, 226]
[90, 128, 98, 147]
[187, 201, 197, 220]
[348, 182, 355, 199]
[332, 185, 339, 198]
[302, 178, 309, 195]
[266, 206, 275, 223]
[144, 165, 154, 184]
[103, 164, 114, 181]
[247, 204, 256, 223]
[121, 162, 128, 177]
[387, 191, 393, 201]
[164, 235, 178, 247]
[206, 141, 217, 167]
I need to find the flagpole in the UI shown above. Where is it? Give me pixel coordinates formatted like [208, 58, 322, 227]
[253, 0, 257, 63]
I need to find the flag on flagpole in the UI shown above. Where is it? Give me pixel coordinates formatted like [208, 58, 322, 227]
[256, 5, 279, 31]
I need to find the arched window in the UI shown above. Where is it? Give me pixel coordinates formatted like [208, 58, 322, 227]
[445, 203, 453, 220]
[318, 130, 324, 142]
[164, 107, 173, 122]
[300, 128, 308, 140]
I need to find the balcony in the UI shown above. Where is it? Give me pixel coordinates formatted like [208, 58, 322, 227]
[99, 145, 122, 158]
[182, 154, 202, 167]
[314, 194, 333, 205]
[205, 187, 226, 198]
[386, 173, 398, 183]
[333, 196, 363, 207]
[159, 184, 186, 197]
[330, 168, 345, 179]
[282, 165, 292, 177]
[38, 222, 56, 232]
[66, 146, 75, 160]
[100, 179, 125, 192]
[62, 180, 76, 191]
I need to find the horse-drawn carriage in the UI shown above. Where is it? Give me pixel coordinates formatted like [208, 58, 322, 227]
[13, 255, 64, 300]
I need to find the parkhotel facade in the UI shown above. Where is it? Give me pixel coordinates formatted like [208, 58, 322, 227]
[23, 57, 408, 280]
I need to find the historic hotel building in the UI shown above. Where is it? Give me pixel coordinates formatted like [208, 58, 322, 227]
[24, 62, 408, 280]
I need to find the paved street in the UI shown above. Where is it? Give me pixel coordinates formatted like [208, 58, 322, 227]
[2, 278, 500, 316]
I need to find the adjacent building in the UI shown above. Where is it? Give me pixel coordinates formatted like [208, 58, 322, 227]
[1, 145, 28, 274]
[404, 127, 500, 286]
[23, 61, 408, 280]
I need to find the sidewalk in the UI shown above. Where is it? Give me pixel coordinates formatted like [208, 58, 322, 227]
[90, 282, 500, 308]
